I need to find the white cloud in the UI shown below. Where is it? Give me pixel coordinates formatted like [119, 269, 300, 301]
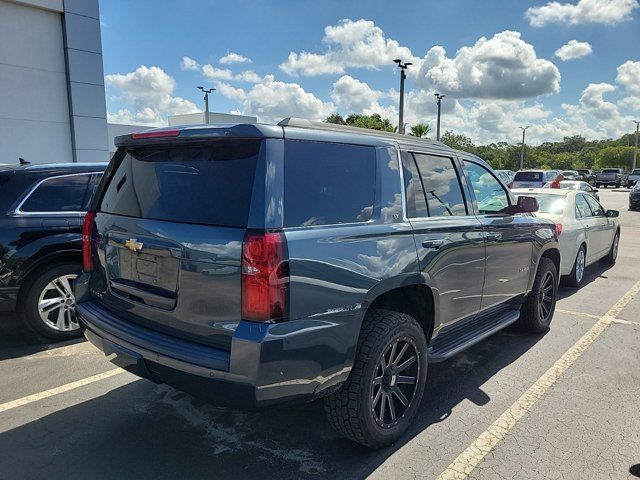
[413, 31, 560, 100]
[202, 64, 234, 80]
[616, 60, 640, 94]
[526, 0, 639, 27]
[554, 40, 593, 61]
[216, 75, 334, 123]
[105, 65, 198, 126]
[180, 56, 200, 71]
[331, 75, 385, 113]
[219, 52, 252, 64]
[235, 70, 263, 83]
[280, 19, 416, 76]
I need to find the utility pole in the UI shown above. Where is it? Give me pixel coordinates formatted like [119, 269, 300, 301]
[519, 126, 530, 170]
[394, 59, 412, 134]
[633, 120, 640, 171]
[197, 86, 215, 124]
[434, 93, 445, 141]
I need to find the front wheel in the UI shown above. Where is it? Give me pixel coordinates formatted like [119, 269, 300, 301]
[324, 309, 428, 448]
[517, 257, 558, 333]
[20, 262, 83, 341]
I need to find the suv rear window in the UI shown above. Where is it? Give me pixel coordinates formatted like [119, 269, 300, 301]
[514, 171, 542, 182]
[99, 140, 260, 227]
[284, 140, 375, 227]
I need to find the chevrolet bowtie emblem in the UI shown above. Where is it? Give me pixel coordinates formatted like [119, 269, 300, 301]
[124, 239, 143, 252]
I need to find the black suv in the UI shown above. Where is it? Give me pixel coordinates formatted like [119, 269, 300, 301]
[0, 162, 106, 339]
[76, 120, 560, 448]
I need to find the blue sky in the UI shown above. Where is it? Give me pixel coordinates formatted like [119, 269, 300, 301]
[99, 0, 640, 144]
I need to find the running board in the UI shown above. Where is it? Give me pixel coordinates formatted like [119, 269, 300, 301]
[428, 308, 520, 362]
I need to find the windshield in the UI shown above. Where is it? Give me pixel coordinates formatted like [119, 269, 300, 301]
[603, 169, 620, 173]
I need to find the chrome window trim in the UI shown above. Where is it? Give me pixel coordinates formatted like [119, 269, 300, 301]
[12, 171, 103, 217]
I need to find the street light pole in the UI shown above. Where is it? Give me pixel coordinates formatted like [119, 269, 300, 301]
[633, 120, 640, 171]
[394, 59, 412, 134]
[434, 93, 445, 141]
[197, 86, 215, 124]
[519, 126, 530, 170]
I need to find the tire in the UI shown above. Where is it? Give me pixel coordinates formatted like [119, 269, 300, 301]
[20, 262, 83, 341]
[605, 230, 620, 264]
[565, 245, 586, 288]
[324, 309, 428, 448]
[517, 257, 558, 333]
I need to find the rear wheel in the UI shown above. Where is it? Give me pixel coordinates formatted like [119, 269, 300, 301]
[565, 245, 586, 288]
[324, 309, 427, 448]
[517, 258, 557, 333]
[605, 230, 620, 264]
[20, 263, 83, 341]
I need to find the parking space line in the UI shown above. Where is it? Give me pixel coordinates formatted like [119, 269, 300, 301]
[555, 309, 600, 320]
[0, 368, 124, 414]
[612, 318, 640, 326]
[435, 280, 640, 480]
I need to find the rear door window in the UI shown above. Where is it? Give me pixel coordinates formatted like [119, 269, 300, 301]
[284, 140, 375, 227]
[401, 153, 428, 218]
[514, 171, 542, 182]
[21, 174, 92, 213]
[575, 194, 593, 218]
[99, 141, 261, 227]
[413, 153, 467, 217]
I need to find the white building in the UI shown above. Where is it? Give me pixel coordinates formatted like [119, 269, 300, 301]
[0, 0, 108, 165]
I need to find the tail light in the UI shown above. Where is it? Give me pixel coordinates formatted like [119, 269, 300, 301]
[241, 231, 289, 322]
[82, 211, 96, 272]
[556, 223, 563, 236]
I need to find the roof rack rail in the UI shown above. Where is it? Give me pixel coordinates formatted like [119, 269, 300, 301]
[277, 117, 438, 144]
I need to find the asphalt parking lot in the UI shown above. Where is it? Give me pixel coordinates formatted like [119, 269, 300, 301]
[1, 189, 638, 480]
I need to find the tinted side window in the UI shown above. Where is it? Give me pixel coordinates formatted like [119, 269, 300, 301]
[21, 174, 91, 212]
[584, 194, 604, 216]
[284, 141, 375, 227]
[463, 161, 510, 214]
[575, 194, 592, 218]
[401, 153, 428, 218]
[413, 153, 466, 217]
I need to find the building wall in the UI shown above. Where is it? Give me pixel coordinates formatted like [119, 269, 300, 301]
[0, 0, 108, 165]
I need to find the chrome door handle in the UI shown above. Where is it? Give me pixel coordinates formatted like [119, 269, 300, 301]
[422, 239, 444, 249]
[486, 233, 502, 242]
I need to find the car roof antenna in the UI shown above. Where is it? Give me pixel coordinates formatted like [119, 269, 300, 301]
[18, 157, 30, 166]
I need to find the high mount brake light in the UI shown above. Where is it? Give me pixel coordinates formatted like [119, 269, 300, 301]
[241, 231, 288, 322]
[82, 211, 96, 272]
[131, 129, 180, 139]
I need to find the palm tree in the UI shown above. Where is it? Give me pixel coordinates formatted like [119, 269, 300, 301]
[410, 123, 431, 138]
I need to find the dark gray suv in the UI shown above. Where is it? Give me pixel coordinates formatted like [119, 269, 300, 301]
[75, 119, 560, 448]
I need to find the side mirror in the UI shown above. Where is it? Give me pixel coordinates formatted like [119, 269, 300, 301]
[593, 189, 599, 193]
[516, 195, 539, 213]
[606, 209, 619, 218]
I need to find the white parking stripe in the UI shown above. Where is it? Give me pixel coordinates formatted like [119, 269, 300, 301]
[555, 309, 600, 320]
[0, 369, 125, 414]
[435, 280, 640, 480]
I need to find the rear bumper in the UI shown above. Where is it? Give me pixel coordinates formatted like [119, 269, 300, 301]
[76, 300, 353, 409]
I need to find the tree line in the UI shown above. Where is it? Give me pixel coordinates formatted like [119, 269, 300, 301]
[324, 114, 638, 172]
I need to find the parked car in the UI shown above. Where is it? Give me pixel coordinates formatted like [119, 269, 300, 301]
[513, 188, 620, 287]
[511, 169, 559, 188]
[0, 162, 106, 339]
[544, 180, 600, 200]
[630, 181, 640, 210]
[596, 168, 628, 188]
[560, 170, 580, 180]
[575, 169, 596, 185]
[494, 169, 515, 186]
[76, 120, 561, 448]
[627, 168, 640, 187]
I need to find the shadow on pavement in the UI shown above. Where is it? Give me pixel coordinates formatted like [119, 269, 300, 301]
[0, 313, 83, 361]
[0, 328, 544, 480]
[557, 260, 614, 301]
